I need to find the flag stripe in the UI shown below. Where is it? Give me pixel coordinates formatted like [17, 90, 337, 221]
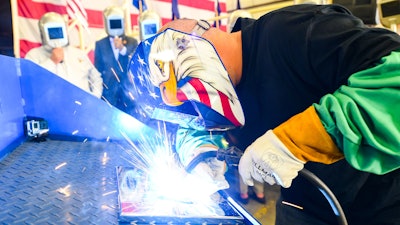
[179, 78, 243, 127]
[156, 0, 225, 11]
[66, 0, 88, 18]
[157, 0, 215, 10]
[67, 2, 82, 19]
[18, 17, 41, 43]
[16, 0, 227, 59]
[188, 78, 211, 106]
[18, 0, 66, 19]
[78, 9, 103, 28]
[19, 40, 41, 58]
[219, 91, 242, 126]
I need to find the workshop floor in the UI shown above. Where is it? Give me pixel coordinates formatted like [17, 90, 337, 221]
[240, 185, 280, 225]
[0, 139, 280, 224]
[225, 169, 281, 225]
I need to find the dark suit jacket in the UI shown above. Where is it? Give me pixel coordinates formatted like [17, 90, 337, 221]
[94, 35, 138, 109]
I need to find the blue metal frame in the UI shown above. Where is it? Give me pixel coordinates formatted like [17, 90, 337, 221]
[0, 54, 155, 158]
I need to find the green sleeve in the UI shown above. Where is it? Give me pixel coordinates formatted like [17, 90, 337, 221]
[175, 127, 227, 167]
[314, 51, 400, 174]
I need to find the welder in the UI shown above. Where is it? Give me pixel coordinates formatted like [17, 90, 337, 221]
[126, 4, 400, 225]
[126, 18, 244, 193]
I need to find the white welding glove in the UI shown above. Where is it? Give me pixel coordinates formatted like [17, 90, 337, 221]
[191, 156, 229, 193]
[239, 130, 305, 188]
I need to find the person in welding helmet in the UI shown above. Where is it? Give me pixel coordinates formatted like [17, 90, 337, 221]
[25, 12, 103, 98]
[227, 9, 267, 205]
[127, 4, 400, 224]
[94, 6, 138, 109]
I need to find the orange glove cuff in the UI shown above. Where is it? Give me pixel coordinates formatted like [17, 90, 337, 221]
[273, 106, 344, 164]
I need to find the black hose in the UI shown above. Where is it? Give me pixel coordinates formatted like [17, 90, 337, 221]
[185, 151, 217, 172]
[299, 168, 348, 225]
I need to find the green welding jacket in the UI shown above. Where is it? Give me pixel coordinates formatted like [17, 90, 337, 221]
[315, 50, 400, 174]
[229, 4, 400, 223]
[273, 51, 400, 175]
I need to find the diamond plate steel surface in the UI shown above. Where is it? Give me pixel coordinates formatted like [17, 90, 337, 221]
[0, 139, 135, 224]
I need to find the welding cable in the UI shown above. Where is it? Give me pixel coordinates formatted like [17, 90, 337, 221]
[299, 168, 348, 225]
[185, 147, 244, 172]
[185, 150, 348, 225]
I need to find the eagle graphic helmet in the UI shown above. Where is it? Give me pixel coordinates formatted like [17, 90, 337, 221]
[124, 25, 244, 131]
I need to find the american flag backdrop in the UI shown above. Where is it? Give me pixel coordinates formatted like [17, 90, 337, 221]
[15, 0, 227, 58]
[66, 0, 88, 29]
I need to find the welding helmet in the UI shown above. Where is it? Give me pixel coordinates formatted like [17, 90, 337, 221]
[103, 6, 125, 37]
[138, 10, 161, 41]
[39, 12, 69, 49]
[125, 27, 245, 131]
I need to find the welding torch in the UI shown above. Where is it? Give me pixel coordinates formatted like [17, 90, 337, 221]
[185, 146, 244, 172]
[185, 146, 348, 225]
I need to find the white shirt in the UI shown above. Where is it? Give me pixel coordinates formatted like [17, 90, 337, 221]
[25, 45, 103, 98]
[109, 36, 127, 61]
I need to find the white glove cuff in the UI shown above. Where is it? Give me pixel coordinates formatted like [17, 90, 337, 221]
[258, 130, 305, 187]
[266, 130, 305, 164]
[240, 130, 305, 188]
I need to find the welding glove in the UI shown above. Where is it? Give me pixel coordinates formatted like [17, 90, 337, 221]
[239, 106, 344, 188]
[239, 130, 305, 188]
[191, 152, 229, 192]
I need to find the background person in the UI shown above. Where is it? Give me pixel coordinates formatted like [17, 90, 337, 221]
[94, 6, 138, 109]
[25, 12, 103, 98]
[238, 178, 265, 204]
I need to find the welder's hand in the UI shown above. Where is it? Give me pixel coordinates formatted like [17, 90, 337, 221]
[239, 130, 305, 188]
[191, 157, 229, 192]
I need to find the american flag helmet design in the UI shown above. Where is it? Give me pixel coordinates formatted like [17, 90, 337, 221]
[125, 29, 244, 131]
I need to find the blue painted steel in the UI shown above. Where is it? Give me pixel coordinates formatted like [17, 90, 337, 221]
[0, 54, 156, 158]
[0, 55, 25, 158]
[19, 58, 153, 141]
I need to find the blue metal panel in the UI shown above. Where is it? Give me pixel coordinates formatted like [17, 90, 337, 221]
[0, 55, 25, 158]
[19, 58, 153, 142]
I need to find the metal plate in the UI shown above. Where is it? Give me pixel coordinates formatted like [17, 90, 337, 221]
[116, 166, 245, 224]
